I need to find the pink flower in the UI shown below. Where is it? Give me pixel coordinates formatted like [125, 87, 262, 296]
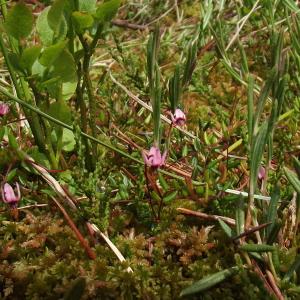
[0, 103, 9, 116]
[142, 146, 167, 168]
[171, 108, 186, 126]
[1, 183, 21, 207]
[258, 166, 266, 180]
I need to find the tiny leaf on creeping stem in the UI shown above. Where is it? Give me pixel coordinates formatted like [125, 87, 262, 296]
[218, 219, 234, 238]
[180, 267, 239, 297]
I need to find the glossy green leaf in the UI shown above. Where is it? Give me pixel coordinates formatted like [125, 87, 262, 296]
[72, 11, 94, 33]
[39, 40, 68, 67]
[20, 46, 42, 71]
[180, 267, 239, 297]
[95, 0, 121, 22]
[5, 2, 34, 39]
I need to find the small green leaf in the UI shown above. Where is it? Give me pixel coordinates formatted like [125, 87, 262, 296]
[163, 191, 178, 203]
[72, 11, 94, 33]
[20, 46, 42, 71]
[95, 0, 121, 22]
[39, 40, 68, 67]
[62, 82, 77, 100]
[150, 191, 161, 202]
[218, 219, 234, 238]
[62, 129, 76, 152]
[180, 267, 239, 297]
[5, 2, 34, 39]
[158, 173, 169, 191]
[6, 168, 17, 182]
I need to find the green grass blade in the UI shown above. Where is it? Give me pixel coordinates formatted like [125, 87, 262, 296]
[235, 196, 245, 236]
[250, 122, 268, 191]
[265, 186, 280, 240]
[284, 167, 300, 194]
[247, 75, 254, 146]
[283, 255, 300, 282]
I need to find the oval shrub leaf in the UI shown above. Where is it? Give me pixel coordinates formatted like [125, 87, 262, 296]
[48, 0, 66, 33]
[72, 11, 94, 33]
[39, 40, 68, 67]
[5, 2, 34, 39]
[95, 0, 121, 23]
[20, 46, 42, 71]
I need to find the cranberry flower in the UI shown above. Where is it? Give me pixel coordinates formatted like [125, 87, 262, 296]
[258, 166, 266, 181]
[0, 103, 9, 116]
[170, 108, 186, 126]
[142, 146, 167, 168]
[1, 182, 21, 207]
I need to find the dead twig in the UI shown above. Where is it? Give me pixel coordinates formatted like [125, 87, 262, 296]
[177, 207, 236, 226]
[51, 196, 97, 260]
[112, 19, 147, 30]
